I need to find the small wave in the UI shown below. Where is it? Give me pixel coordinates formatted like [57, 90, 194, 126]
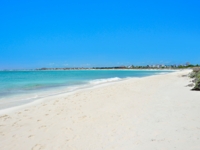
[157, 72, 168, 75]
[0, 95, 39, 104]
[89, 77, 121, 85]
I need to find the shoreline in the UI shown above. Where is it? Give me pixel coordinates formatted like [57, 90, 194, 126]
[1, 69, 200, 150]
[0, 70, 175, 114]
[0, 77, 127, 115]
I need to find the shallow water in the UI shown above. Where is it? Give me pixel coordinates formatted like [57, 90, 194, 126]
[0, 70, 173, 110]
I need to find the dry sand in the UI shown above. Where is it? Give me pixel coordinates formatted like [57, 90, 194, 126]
[1, 70, 200, 150]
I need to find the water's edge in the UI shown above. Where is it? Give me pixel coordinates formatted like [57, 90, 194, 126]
[0, 70, 175, 113]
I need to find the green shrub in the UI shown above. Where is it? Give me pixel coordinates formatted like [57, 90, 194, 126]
[192, 71, 200, 91]
[189, 72, 196, 78]
[193, 67, 200, 72]
[196, 71, 200, 78]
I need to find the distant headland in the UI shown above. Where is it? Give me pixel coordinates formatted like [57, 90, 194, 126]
[1, 62, 199, 71]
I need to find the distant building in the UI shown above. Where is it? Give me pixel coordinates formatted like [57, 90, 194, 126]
[127, 65, 132, 68]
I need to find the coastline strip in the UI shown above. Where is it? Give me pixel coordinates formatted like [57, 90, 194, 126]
[1, 70, 200, 150]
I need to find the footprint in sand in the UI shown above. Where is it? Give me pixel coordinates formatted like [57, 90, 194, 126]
[0, 115, 11, 121]
[79, 115, 87, 119]
[28, 135, 35, 138]
[66, 139, 70, 142]
[0, 131, 5, 135]
[32, 144, 44, 150]
[39, 125, 46, 129]
[12, 122, 19, 127]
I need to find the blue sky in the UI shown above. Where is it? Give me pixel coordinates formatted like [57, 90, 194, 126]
[0, 0, 200, 69]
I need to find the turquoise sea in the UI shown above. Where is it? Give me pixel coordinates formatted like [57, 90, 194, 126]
[0, 70, 173, 110]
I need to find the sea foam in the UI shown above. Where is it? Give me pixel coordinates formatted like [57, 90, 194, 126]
[89, 77, 121, 85]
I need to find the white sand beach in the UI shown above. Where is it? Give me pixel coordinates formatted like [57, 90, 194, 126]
[0, 70, 200, 150]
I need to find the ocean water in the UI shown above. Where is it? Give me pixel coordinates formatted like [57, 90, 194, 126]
[0, 70, 173, 110]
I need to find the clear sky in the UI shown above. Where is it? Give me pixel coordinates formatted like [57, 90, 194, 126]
[0, 0, 200, 69]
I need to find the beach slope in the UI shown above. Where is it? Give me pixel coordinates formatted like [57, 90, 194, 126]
[1, 70, 200, 150]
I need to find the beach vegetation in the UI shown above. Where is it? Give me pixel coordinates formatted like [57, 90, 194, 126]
[190, 67, 200, 91]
